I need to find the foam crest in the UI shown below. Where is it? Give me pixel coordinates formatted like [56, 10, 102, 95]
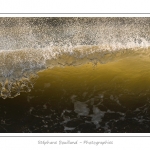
[0, 74, 38, 99]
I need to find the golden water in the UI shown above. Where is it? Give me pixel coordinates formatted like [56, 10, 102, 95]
[35, 53, 150, 107]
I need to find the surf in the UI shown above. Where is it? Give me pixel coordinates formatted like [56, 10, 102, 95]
[1, 18, 150, 99]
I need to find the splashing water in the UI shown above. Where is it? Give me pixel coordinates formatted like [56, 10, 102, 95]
[0, 17, 150, 99]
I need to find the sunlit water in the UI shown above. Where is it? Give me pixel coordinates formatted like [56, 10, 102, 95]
[1, 18, 150, 133]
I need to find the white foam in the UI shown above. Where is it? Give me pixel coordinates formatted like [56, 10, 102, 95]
[74, 101, 90, 116]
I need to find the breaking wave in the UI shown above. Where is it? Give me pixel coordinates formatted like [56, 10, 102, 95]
[1, 17, 150, 98]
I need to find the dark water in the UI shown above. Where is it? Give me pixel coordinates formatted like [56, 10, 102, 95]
[1, 18, 150, 133]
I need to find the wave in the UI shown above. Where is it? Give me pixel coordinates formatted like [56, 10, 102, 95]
[0, 46, 150, 99]
[0, 46, 149, 79]
[1, 17, 150, 99]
